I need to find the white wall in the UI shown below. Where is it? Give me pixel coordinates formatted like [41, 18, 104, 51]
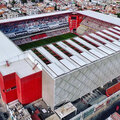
[54, 52, 120, 105]
[42, 69, 55, 109]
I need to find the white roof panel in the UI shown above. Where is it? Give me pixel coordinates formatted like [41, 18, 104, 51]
[77, 10, 120, 26]
[37, 47, 58, 62]
[58, 41, 91, 64]
[108, 28, 120, 35]
[98, 46, 114, 54]
[83, 35, 102, 46]
[66, 39, 100, 60]
[90, 34, 120, 51]
[57, 42, 80, 56]
[74, 37, 95, 49]
[48, 44, 80, 68]
[70, 55, 87, 66]
[90, 33, 110, 43]
[0, 31, 22, 63]
[48, 44, 68, 58]
[37, 47, 69, 73]
[29, 50, 57, 78]
[66, 39, 86, 52]
[89, 49, 106, 58]
[102, 30, 120, 39]
[96, 32, 116, 42]
[81, 52, 98, 61]
[114, 26, 120, 31]
[60, 59, 78, 70]
[105, 43, 120, 51]
[113, 41, 120, 47]
[48, 63, 65, 76]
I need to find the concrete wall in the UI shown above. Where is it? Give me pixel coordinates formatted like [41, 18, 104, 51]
[17, 71, 42, 105]
[55, 52, 120, 105]
[42, 69, 55, 109]
[0, 73, 18, 104]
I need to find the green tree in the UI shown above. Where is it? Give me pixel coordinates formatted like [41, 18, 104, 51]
[54, 4, 57, 10]
[12, 0, 16, 7]
[116, 13, 120, 18]
[31, 0, 35, 2]
[21, 0, 27, 4]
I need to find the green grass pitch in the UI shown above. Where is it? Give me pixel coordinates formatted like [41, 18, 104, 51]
[19, 33, 77, 51]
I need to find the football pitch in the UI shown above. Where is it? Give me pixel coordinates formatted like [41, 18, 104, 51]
[19, 33, 77, 51]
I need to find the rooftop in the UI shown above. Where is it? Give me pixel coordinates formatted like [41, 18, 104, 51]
[8, 100, 32, 120]
[107, 112, 120, 120]
[0, 52, 42, 78]
[45, 114, 60, 120]
[25, 99, 55, 120]
[77, 10, 120, 26]
[30, 26, 120, 78]
[55, 102, 77, 119]
[0, 31, 22, 63]
[0, 10, 71, 24]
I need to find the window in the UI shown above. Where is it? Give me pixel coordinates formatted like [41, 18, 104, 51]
[71, 17, 76, 19]
[11, 86, 16, 90]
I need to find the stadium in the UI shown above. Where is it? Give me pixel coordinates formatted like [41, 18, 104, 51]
[1, 10, 120, 119]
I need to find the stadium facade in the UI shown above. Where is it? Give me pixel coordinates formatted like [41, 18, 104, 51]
[29, 26, 120, 108]
[0, 10, 120, 112]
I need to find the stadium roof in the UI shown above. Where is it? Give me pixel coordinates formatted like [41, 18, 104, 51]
[0, 31, 22, 63]
[77, 10, 120, 26]
[0, 10, 71, 24]
[30, 26, 120, 78]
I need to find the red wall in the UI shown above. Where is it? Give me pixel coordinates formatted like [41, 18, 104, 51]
[17, 71, 42, 104]
[0, 73, 4, 91]
[0, 72, 6, 102]
[3, 73, 16, 90]
[106, 82, 120, 97]
[0, 71, 42, 104]
[0, 73, 18, 103]
[69, 14, 83, 32]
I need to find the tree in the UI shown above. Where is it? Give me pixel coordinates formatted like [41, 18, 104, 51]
[31, 0, 35, 2]
[54, 4, 57, 10]
[21, 0, 27, 4]
[39, 0, 43, 2]
[116, 13, 120, 18]
[12, 0, 16, 7]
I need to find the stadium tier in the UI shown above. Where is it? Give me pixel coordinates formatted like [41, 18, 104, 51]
[77, 16, 115, 35]
[13, 27, 70, 45]
[0, 15, 69, 38]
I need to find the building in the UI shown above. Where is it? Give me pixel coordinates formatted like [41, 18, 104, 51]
[0, 31, 42, 104]
[28, 25, 120, 108]
[7, 100, 32, 120]
[0, 10, 120, 112]
[106, 112, 120, 120]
